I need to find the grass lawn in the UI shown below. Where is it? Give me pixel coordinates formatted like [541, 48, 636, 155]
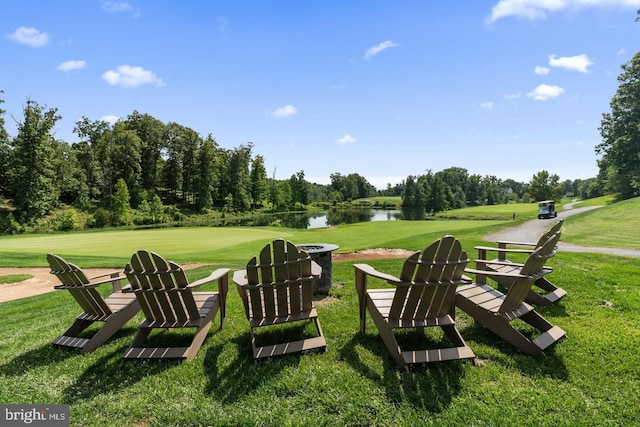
[1, 199, 639, 426]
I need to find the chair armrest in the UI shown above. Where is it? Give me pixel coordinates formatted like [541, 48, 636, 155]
[475, 245, 533, 256]
[311, 261, 322, 277]
[54, 274, 124, 291]
[494, 240, 536, 247]
[91, 271, 126, 292]
[87, 270, 123, 281]
[476, 259, 525, 268]
[353, 263, 399, 283]
[188, 268, 231, 289]
[465, 267, 528, 280]
[475, 245, 534, 262]
[233, 269, 248, 287]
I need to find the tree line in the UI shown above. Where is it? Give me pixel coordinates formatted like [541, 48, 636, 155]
[1, 72, 629, 234]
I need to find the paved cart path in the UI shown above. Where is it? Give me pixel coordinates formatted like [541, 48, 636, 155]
[484, 204, 640, 258]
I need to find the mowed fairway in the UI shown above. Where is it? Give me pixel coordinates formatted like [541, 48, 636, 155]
[0, 219, 510, 267]
[1, 201, 640, 426]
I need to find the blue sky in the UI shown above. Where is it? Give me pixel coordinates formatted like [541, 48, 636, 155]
[2, 1, 639, 188]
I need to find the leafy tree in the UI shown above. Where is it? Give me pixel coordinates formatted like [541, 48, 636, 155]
[289, 170, 308, 208]
[597, 51, 640, 199]
[226, 143, 253, 211]
[250, 155, 268, 208]
[52, 140, 90, 209]
[466, 174, 484, 206]
[425, 173, 448, 213]
[124, 111, 165, 192]
[73, 117, 113, 204]
[179, 126, 201, 205]
[0, 91, 10, 194]
[110, 122, 143, 206]
[437, 167, 469, 208]
[401, 175, 420, 207]
[195, 135, 217, 211]
[482, 175, 503, 205]
[111, 178, 132, 226]
[8, 99, 61, 223]
[528, 170, 562, 201]
[162, 122, 186, 202]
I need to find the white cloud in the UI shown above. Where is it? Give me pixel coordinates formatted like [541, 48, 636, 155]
[505, 92, 522, 99]
[481, 102, 494, 110]
[527, 84, 565, 100]
[56, 60, 86, 72]
[101, 1, 132, 13]
[617, 48, 628, 55]
[364, 40, 399, 59]
[270, 104, 297, 118]
[100, 115, 120, 125]
[102, 65, 164, 88]
[549, 54, 593, 73]
[336, 134, 357, 145]
[487, 0, 640, 23]
[535, 65, 550, 75]
[8, 26, 49, 47]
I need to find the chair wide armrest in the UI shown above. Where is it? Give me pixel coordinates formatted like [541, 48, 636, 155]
[353, 263, 399, 283]
[232, 269, 248, 287]
[465, 267, 528, 280]
[188, 268, 231, 289]
[475, 246, 534, 256]
[495, 240, 536, 247]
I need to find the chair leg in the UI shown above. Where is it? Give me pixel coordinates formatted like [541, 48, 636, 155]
[62, 318, 94, 338]
[354, 268, 368, 334]
[520, 309, 554, 332]
[367, 299, 405, 369]
[184, 318, 214, 361]
[313, 317, 327, 353]
[81, 302, 140, 353]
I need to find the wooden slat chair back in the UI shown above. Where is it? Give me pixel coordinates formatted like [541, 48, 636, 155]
[234, 239, 327, 361]
[354, 235, 476, 371]
[495, 218, 564, 261]
[126, 251, 199, 326]
[123, 250, 229, 361]
[47, 253, 139, 353]
[244, 239, 314, 320]
[390, 236, 469, 322]
[489, 232, 561, 313]
[479, 219, 566, 306]
[456, 232, 566, 356]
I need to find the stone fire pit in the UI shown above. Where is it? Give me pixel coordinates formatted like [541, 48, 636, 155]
[295, 243, 339, 294]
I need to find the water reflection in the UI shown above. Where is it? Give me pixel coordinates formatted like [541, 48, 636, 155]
[276, 208, 426, 229]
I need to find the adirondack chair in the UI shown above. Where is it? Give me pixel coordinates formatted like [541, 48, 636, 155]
[233, 239, 327, 362]
[122, 250, 229, 361]
[354, 235, 476, 372]
[456, 232, 566, 356]
[47, 253, 140, 353]
[476, 219, 565, 306]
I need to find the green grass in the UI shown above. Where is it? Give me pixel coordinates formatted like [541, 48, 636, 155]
[1, 199, 639, 426]
[436, 202, 541, 220]
[0, 219, 510, 268]
[563, 196, 640, 249]
[571, 195, 615, 207]
[0, 274, 31, 284]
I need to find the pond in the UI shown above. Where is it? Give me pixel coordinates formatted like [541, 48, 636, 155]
[273, 208, 427, 229]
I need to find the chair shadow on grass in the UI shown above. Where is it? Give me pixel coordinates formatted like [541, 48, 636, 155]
[0, 342, 75, 377]
[203, 322, 318, 404]
[338, 331, 468, 413]
[60, 327, 192, 404]
[0, 323, 138, 377]
[460, 320, 570, 380]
